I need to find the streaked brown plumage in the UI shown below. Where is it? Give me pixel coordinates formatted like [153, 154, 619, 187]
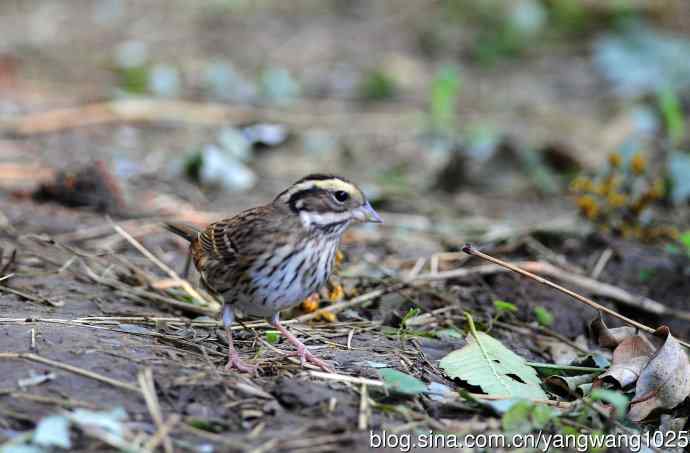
[164, 174, 382, 372]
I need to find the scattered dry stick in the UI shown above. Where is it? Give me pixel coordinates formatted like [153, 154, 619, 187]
[144, 415, 180, 453]
[1, 391, 102, 410]
[414, 259, 690, 323]
[358, 383, 369, 431]
[462, 244, 690, 349]
[0, 352, 141, 393]
[0, 284, 63, 307]
[138, 368, 173, 453]
[111, 222, 220, 312]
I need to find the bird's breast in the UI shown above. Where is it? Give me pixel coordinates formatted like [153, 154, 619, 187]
[231, 237, 338, 316]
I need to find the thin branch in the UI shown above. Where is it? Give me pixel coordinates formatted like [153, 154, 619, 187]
[0, 352, 141, 393]
[462, 244, 690, 349]
[111, 221, 220, 312]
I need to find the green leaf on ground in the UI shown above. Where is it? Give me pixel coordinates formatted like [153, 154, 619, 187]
[590, 389, 629, 419]
[378, 368, 427, 396]
[658, 86, 686, 146]
[429, 65, 461, 134]
[265, 330, 280, 344]
[359, 69, 397, 101]
[502, 400, 556, 435]
[533, 306, 554, 327]
[680, 230, 690, 255]
[440, 313, 548, 400]
[494, 300, 518, 313]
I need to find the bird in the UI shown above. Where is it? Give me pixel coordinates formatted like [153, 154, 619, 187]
[164, 174, 382, 373]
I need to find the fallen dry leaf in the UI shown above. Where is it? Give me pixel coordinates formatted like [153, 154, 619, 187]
[595, 335, 656, 389]
[628, 327, 690, 421]
[590, 317, 637, 349]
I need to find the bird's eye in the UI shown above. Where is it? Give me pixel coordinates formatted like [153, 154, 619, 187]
[333, 190, 349, 203]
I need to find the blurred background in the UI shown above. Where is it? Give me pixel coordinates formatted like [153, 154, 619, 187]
[2, 3, 690, 448]
[1, 0, 690, 254]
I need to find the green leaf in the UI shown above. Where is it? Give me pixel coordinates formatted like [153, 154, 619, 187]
[429, 65, 461, 134]
[638, 268, 655, 283]
[265, 330, 280, 344]
[401, 307, 420, 328]
[680, 230, 690, 254]
[33, 415, 71, 449]
[359, 69, 397, 101]
[657, 86, 686, 147]
[590, 389, 629, 419]
[440, 313, 548, 400]
[378, 368, 427, 396]
[531, 404, 555, 428]
[494, 300, 518, 313]
[533, 306, 554, 327]
[502, 400, 555, 435]
[501, 400, 533, 433]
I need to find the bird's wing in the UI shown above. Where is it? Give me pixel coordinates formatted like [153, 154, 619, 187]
[196, 206, 275, 262]
[198, 218, 241, 260]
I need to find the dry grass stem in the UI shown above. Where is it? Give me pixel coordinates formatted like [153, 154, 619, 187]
[138, 368, 173, 453]
[0, 352, 142, 393]
[111, 222, 220, 312]
[462, 245, 690, 349]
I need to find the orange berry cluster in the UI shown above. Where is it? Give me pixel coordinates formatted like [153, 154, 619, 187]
[570, 152, 676, 241]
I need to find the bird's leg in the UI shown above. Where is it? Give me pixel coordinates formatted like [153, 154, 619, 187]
[223, 305, 257, 374]
[271, 313, 334, 373]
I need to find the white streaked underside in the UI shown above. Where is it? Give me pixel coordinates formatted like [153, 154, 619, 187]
[230, 237, 340, 317]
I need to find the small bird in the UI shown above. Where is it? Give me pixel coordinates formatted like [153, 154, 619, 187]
[164, 174, 382, 373]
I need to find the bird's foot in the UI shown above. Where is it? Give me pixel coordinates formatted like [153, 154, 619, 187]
[272, 315, 334, 372]
[289, 342, 334, 373]
[224, 353, 257, 374]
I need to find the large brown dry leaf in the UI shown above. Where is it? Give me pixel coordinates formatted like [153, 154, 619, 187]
[628, 327, 690, 422]
[590, 317, 637, 349]
[595, 335, 656, 389]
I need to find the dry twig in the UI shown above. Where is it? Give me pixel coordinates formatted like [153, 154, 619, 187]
[0, 352, 141, 393]
[462, 245, 690, 349]
[111, 222, 220, 312]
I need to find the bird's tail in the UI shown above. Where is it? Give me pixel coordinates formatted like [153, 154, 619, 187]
[162, 222, 200, 243]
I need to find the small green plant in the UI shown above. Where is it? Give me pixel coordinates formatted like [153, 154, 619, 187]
[638, 268, 655, 283]
[398, 307, 421, 340]
[494, 300, 518, 315]
[590, 388, 630, 420]
[358, 68, 397, 101]
[658, 86, 686, 147]
[533, 306, 554, 327]
[502, 400, 556, 435]
[429, 65, 461, 136]
[117, 65, 150, 94]
[265, 330, 280, 344]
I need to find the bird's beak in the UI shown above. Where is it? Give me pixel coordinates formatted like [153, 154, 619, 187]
[354, 201, 383, 223]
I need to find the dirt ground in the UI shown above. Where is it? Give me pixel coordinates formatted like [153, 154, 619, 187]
[1, 1, 690, 452]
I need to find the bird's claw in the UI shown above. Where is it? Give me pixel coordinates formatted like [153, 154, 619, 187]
[224, 354, 258, 374]
[292, 345, 334, 373]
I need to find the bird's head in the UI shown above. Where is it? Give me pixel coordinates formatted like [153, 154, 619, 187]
[274, 174, 382, 230]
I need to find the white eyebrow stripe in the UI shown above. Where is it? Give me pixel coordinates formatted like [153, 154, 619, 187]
[282, 178, 364, 204]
